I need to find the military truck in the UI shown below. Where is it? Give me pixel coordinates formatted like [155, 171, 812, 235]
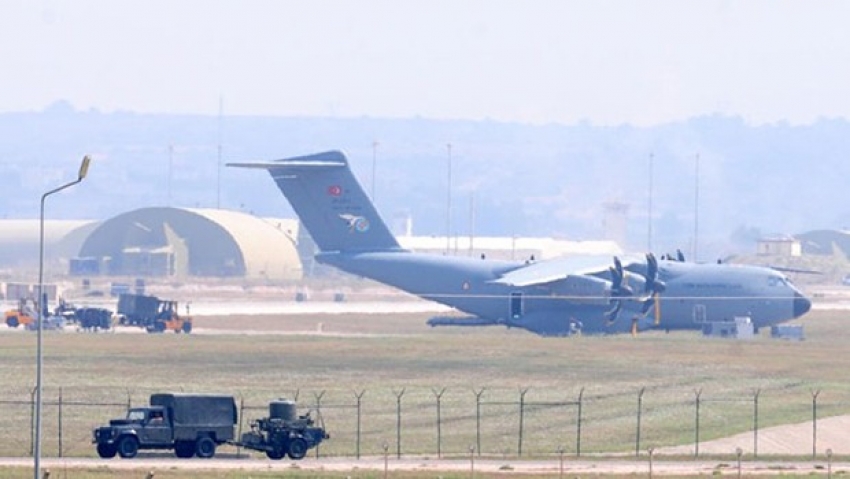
[93, 393, 236, 459]
[237, 398, 328, 460]
[115, 293, 191, 333]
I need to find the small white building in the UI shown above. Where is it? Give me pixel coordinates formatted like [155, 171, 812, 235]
[756, 236, 802, 257]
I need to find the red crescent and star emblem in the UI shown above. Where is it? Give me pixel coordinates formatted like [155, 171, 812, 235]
[327, 185, 342, 196]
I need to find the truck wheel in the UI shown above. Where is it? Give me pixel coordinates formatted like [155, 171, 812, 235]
[174, 441, 195, 458]
[96, 442, 117, 458]
[265, 448, 285, 460]
[117, 436, 139, 459]
[195, 436, 216, 458]
[287, 438, 308, 460]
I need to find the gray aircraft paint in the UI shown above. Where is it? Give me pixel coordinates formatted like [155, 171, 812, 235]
[230, 151, 811, 337]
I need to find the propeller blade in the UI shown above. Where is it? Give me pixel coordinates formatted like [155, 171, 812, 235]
[645, 253, 657, 293]
[631, 317, 638, 337]
[604, 301, 621, 325]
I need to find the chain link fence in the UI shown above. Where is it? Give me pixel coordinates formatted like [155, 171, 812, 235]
[1, 385, 846, 459]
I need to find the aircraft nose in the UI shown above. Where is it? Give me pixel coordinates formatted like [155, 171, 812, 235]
[793, 292, 812, 317]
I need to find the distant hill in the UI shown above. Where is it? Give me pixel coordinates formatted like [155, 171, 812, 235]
[2, 103, 849, 259]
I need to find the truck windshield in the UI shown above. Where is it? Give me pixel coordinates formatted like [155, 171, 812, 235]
[126, 409, 147, 421]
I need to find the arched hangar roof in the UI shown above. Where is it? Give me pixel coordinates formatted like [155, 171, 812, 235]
[78, 207, 300, 279]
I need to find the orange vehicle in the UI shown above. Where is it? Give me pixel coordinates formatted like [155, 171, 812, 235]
[115, 294, 192, 333]
[4, 298, 39, 328]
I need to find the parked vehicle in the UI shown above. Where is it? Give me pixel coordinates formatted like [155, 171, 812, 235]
[93, 393, 237, 459]
[93, 394, 328, 460]
[4, 297, 38, 328]
[237, 398, 328, 460]
[115, 293, 191, 333]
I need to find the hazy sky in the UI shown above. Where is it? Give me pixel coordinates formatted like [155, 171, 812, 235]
[2, 0, 849, 126]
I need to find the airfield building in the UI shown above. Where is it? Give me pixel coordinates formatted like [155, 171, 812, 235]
[1, 207, 621, 284]
[74, 207, 302, 280]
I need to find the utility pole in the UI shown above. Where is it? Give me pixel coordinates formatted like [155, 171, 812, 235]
[647, 152, 654, 252]
[693, 153, 700, 262]
[168, 144, 174, 207]
[371, 141, 379, 203]
[446, 143, 452, 254]
[216, 96, 223, 209]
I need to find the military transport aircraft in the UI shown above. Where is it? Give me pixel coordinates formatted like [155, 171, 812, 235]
[229, 151, 811, 337]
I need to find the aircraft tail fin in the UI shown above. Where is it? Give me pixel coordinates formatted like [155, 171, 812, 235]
[228, 151, 401, 253]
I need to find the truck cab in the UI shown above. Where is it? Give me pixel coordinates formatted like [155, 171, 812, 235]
[93, 393, 236, 460]
[93, 406, 173, 458]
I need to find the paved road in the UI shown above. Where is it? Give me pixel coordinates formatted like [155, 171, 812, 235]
[2, 455, 848, 476]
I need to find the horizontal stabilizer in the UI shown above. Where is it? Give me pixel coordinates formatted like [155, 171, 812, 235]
[226, 160, 346, 169]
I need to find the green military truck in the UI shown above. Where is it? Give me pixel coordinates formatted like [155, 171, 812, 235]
[93, 393, 237, 459]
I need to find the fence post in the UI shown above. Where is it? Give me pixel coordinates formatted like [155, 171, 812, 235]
[576, 387, 584, 457]
[558, 445, 565, 479]
[473, 388, 485, 456]
[694, 389, 702, 458]
[518, 387, 529, 457]
[58, 387, 63, 457]
[432, 387, 446, 458]
[752, 389, 760, 458]
[313, 390, 325, 458]
[811, 389, 821, 460]
[393, 388, 405, 458]
[636, 387, 645, 457]
[354, 389, 365, 459]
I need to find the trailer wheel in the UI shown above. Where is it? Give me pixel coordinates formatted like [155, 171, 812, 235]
[265, 448, 285, 460]
[195, 436, 216, 458]
[287, 438, 308, 460]
[117, 436, 139, 459]
[96, 442, 117, 458]
[174, 441, 195, 458]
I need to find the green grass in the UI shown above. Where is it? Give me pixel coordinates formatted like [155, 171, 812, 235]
[1, 309, 847, 460]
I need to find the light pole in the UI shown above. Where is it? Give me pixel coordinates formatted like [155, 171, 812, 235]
[371, 140, 379, 203]
[35, 155, 91, 479]
[446, 143, 452, 254]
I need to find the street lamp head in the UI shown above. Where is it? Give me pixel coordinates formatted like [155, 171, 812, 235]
[78, 155, 91, 181]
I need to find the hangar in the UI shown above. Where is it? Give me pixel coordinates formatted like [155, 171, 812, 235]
[75, 207, 301, 280]
[1, 206, 622, 284]
[0, 219, 97, 271]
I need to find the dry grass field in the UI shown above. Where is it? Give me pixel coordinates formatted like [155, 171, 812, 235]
[1, 306, 848, 465]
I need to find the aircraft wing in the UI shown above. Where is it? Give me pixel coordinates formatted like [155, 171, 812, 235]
[492, 254, 639, 287]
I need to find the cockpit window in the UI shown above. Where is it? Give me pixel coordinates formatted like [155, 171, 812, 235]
[768, 276, 789, 287]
